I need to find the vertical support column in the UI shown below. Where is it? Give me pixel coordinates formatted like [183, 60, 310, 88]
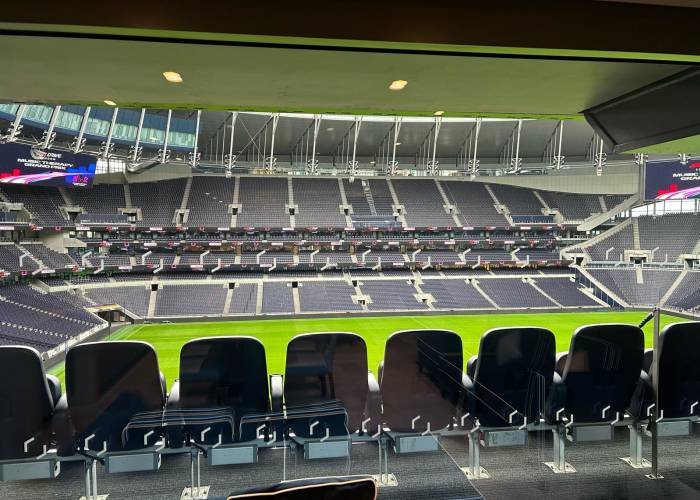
[389, 116, 402, 176]
[349, 116, 362, 176]
[595, 135, 606, 177]
[190, 109, 201, 167]
[427, 115, 442, 176]
[73, 106, 92, 153]
[160, 109, 172, 164]
[266, 113, 280, 174]
[41, 105, 61, 150]
[469, 118, 481, 178]
[101, 107, 119, 159]
[224, 111, 237, 172]
[554, 120, 565, 170]
[306, 114, 322, 175]
[510, 119, 523, 173]
[131, 108, 146, 163]
[7, 103, 26, 142]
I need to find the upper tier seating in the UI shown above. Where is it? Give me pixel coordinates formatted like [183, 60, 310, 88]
[0, 185, 67, 225]
[0, 243, 40, 272]
[420, 279, 492, 309]
[154, 284, 227, 316]
[237, 177, 290, 228]
[585, 224, 634, 261]
[587, 269, 681, 306]
[293, 178, 346, 228]
[392, 179, 455, 227]
[666, 272, 700, 313]
[359, 280, 428, 311]
[441, 181, 508, 227]
[490, 185, 544, 217]
[186, 176, 234, 227]
[85, 285, 150, 317]
[130, 179, 187, 226]
[538, 191, 602, 221]
[534, 278, 599, 307]
[298, 281, 362, 312]
[71, 184, 126, 223]
[22, 243, 76, 269]
[637, 213, 700, 262]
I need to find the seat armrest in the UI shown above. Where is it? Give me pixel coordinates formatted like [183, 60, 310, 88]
[270, 374, 284, 412]
[643, 348, 654, 375]
[628, 370, 652, 421]
[52, 394, 75, 454]
[555, 352, 568, 377]
[545, 372, 566, 424]
[460, 373, 476, 423]
[466, 355, 478, 379]
[364, 371, 382, 430]
[46, 374, 62, 406]
[160, 372, 168, 400]
[166, 380, 181, 409]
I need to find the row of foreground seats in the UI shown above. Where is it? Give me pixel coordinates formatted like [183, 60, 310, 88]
[1, 322, 698, 489]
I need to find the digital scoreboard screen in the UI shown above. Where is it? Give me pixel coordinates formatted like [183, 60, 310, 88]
[644, 158, 700, 201]
[0, 143, 96, 188]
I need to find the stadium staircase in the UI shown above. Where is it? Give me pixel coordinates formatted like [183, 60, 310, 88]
[255, 284, 263, 314]
[529, 279, 563, 307]
[471, 279, 500, 309]
[434, 180, 463, 227]
[574, 266, 629, 307]
[385, 179, 407, 227]
[287, 178, 295, 228]
[598, 196, 608, 213]
[337, 178, 353, 227]
[123, 184, 132, 208]
[484, 184, 514, 226]
[16, 243, 44, 270]
[147, 287, 158, 317]
[577, 194, 639, 231]
[361, 180, 378, 216]
[661, 269, 688, 306]
[632, 218, 641, 250]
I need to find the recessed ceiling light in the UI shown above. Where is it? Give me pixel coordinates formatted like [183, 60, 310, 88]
[162, 71, 183, 83]
[103, 100, 116, 106]
[389, 80, 408, 91]
[434, 110, 445, 116]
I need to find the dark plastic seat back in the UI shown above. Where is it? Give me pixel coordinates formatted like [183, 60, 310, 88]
[284, 332, 368, 432]
[228, 476, 377, 499]
[380, 329, 463, 432]
[65, 341, 165, 451]
[0, 346, 56, 460]
[561, 324, 643, 423]
[472, 327, 555, 427]
[657, 322, 700, 419]
[179, 336, 269, 415]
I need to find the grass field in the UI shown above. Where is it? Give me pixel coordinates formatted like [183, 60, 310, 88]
[49, 311, 678, 385]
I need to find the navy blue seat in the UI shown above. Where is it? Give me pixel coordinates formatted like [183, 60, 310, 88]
[379, 329, 464, 433]
[64, 341, 166, 454]
[167, 336, 270, 446]
[466, 327, 555, 428]
[283, 332, 375, 439]
[549, 324, 643, 424]
[0, 346, 63, 461]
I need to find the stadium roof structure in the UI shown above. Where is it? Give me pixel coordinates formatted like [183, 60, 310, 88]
[1, 1, 700, 153]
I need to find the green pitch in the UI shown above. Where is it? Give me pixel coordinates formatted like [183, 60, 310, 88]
[49, 311, 678, 385]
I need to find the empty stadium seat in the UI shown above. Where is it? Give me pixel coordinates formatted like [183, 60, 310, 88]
[545, 324, 644, 472]
[282, 332, 379, 458]
[466, 327, 555, 428]
[166, 336, 271, 463]
[227, 476, 377, 499]
[378, 329, 465, 453]
[0, 346, 63, 480]
[63, 341, 166, 472]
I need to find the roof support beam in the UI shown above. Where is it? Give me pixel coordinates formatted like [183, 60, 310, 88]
[72, 106, 91, 153]
[543, 120, 565, 169]
[6, 104, 26, 143]
[41, 105, 61, 150]
[306, 114, 322, 175]
[349, 116, 362, 176]
[265, 113, 280, 174]
[499, 119, 522, 173]
[427, 115, 442, 176]
[101, 107, 118, 159]
[160, 109, 172, 163]
[130, 108, 145, 162]
[189, 109, 201, 167]
[225, 111, 238, 171]
[468, 118, 482, 178]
